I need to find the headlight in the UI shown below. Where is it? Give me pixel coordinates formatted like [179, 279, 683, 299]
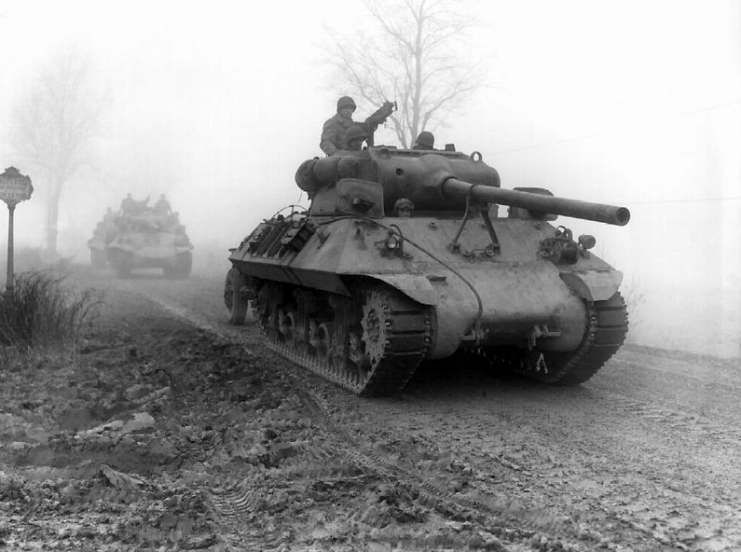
[385, 234, 401, 250]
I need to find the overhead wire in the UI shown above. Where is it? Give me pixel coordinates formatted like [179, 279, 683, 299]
[627, 196, 741, 205]
[489, 98, 741, 156]
[486, 99, 741, 207]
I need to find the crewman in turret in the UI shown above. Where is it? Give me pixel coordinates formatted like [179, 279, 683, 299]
[154, 194, 172, 216]
[413, 131, 436, 151]
[394, 198, 415, 217]
[320, 95, 396, 156]
[341, 125, 368, 152]
[120, 193, 137, 214]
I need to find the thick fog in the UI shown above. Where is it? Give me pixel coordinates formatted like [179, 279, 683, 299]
[0, 0, 739, 357]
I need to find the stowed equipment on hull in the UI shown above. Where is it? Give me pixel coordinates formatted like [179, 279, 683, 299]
[226, 145, 631, 396]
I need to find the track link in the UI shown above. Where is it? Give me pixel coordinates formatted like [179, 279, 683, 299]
[257, 283, 432, 396]
[518, 292, 629, 385]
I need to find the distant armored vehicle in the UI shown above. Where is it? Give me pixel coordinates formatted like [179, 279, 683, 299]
[88, 210, 118, 269]
[225, 146, 630, 396]
[88, 204, 193, 278]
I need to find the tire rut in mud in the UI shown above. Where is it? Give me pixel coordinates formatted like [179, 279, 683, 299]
[132, 282, 741, 552]
[141, 290, 593, 551]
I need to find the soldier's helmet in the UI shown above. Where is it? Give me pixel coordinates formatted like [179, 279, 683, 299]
[345, 125, 367, 144]
[394, 198, 415, 211]
[415, 131, 435, 149]
[337, 96, 357, 112]
[394, 198, 415, 218]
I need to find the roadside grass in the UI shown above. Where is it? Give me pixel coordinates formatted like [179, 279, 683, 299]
[0, 270, 102, 366]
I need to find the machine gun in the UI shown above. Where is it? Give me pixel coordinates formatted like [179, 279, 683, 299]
[363, 100, 397, 146]
[367, 100, 397, 127]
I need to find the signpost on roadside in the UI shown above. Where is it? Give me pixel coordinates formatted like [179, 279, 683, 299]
[0, 167, 34, 295]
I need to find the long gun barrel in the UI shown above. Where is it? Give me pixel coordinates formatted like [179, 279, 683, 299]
[441, 178, 630, 226]
[296, 150, 631, 226]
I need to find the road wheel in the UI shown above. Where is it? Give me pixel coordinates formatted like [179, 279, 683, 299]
[224, 267, 250, 325]
[110, 251, 133, 278]
[164, 252, 192, 279]
[175, 251, 192, 278]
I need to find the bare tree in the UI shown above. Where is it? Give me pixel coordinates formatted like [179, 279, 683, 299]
[10, 48, 107, 256]
[324, 0, 487, 148]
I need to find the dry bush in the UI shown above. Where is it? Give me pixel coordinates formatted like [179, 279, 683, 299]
[0, 271, 101, 352]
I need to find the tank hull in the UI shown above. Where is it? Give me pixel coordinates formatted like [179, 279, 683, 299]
[230, 217, 613, 353]
[229, 146, 629, 396]
[107, 233, 193, 278]
[88, 210, 193, 278]
[228, 213, 627, 395]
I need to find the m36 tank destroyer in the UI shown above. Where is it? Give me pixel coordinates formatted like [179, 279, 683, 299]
[88, 209, 119, 269]
[225, 146, 630, 396]
[89, 202, 193, 279]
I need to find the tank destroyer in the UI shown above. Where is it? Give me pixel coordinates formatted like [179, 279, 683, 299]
[88, 209, 118, 269]
[225, 145, 630, 396]
[88, 203, 193, 279]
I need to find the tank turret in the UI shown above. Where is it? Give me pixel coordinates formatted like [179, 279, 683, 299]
[229, 146, 631, 396]
[296, 148, 629, 226]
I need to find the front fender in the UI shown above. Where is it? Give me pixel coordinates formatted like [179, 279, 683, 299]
[364, 274, 438, 305]
[560, 270, 623, 302]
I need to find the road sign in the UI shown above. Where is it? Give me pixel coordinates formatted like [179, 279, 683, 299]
[1, 167, 33, 294]
[0, 166, 33, 206]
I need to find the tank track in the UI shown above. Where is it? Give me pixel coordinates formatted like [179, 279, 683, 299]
[254, 281, 432, 397]
[516, 292, 629, 385]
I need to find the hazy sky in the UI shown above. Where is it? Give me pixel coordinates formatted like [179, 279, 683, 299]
[1, 0, 739, 354]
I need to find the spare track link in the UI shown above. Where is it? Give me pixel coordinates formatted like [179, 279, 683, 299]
[258, 284, 432, 397]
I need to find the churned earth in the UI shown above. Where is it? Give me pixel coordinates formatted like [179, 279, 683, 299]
[1, 265, 740, 551]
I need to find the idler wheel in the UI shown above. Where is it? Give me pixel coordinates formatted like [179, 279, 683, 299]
[224, 268, 250, 326]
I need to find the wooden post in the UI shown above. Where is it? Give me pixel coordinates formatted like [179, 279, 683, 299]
[6, 203, 15, 295]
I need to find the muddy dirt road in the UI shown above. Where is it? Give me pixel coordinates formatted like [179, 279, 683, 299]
[2, 266, 740, 551]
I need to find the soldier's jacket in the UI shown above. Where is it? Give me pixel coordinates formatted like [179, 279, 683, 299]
[320, 113, 354, 156]
[320, 114, 380, 156]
